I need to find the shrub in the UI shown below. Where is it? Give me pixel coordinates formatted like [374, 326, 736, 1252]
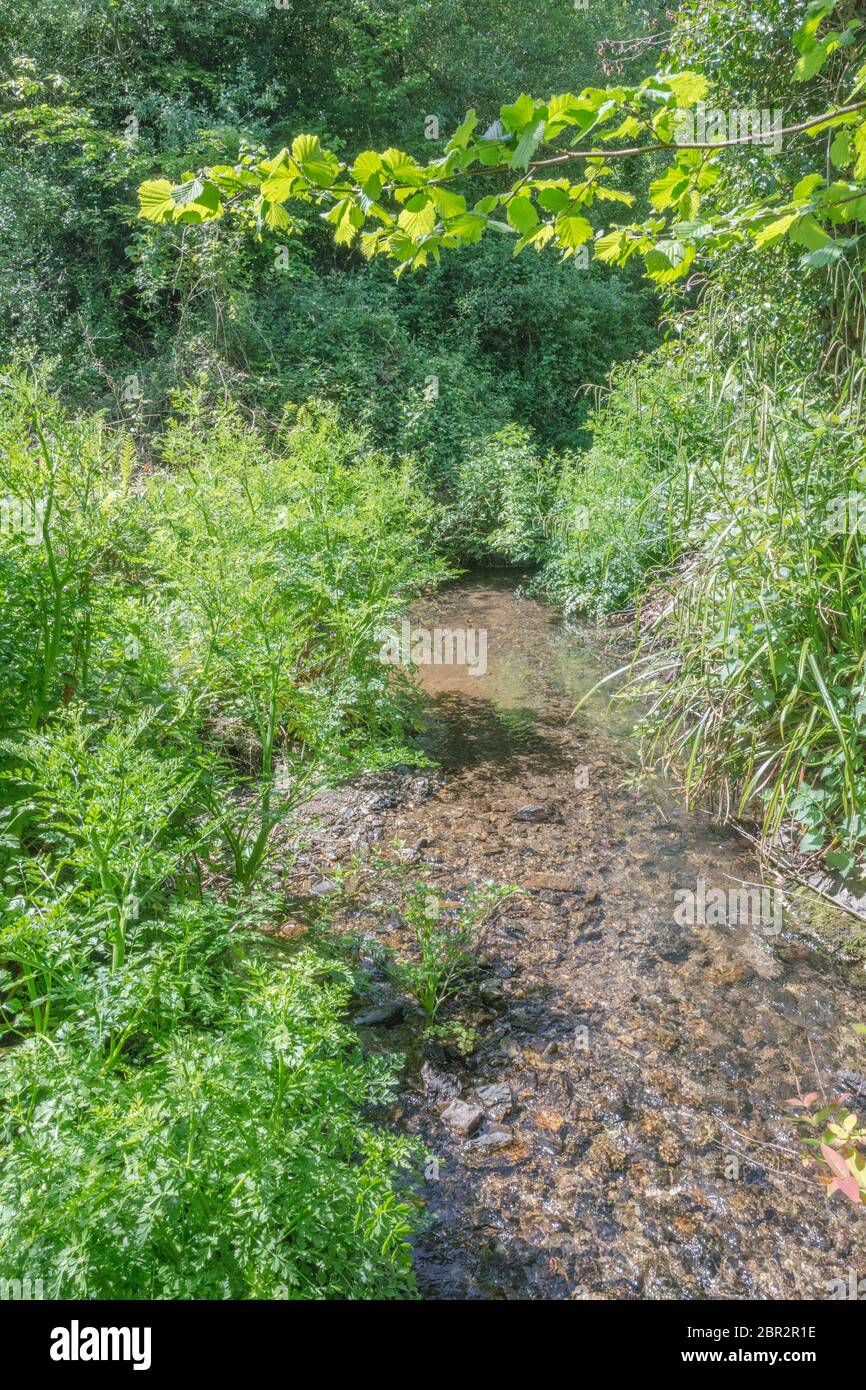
[378, 861, 518, 1023]
[632, 367, 866, 877]
[536, 346, 727, 616]
[445, 425, 561, 566]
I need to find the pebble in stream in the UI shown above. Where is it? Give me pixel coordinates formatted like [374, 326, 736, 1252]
[294, 577, 866, 1301]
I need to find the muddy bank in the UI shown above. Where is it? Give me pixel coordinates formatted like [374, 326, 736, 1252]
[292, 576, 866, 1300]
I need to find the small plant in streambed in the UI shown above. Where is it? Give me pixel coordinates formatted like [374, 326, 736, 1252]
[379, 863, 519, 1023]
[422, 1019, 480, 1056]
[786, 1027, 866, 1209]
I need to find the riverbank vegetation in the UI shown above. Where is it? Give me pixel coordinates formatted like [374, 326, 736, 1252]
[0, 373, 445, 1296]
[2, 0, 866, 1299]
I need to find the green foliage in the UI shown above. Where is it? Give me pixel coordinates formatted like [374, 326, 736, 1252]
[10, 0, 866, 1282]
[134, 5, 866, 286]
[0, 373, 145, 726]
[787, 1030, 866, 1207]
[0, 946, 421, 1299]
[545, 303, 866, 880]
[0, 374, 446, 1298]
[536, 346, 721, 614]
[0, 1, 659, 448]
[378, 858, 518, 1022]
[173, 246, 655, 479]
[444, 425, 562, 565]
[0, 0, 666, 1277]
[631, 364, 866, 874]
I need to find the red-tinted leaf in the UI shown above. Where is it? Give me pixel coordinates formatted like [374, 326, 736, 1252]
[828, 1173, 863, 1204]
[821, 1142, 851, 1180]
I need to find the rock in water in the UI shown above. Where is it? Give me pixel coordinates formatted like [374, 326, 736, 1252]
[475, 1082, 513, 1121]
[352, 1000, 405, 1028]
[512, 803, 563, 824]
[468, 1125, 514, 1153]
[310, 878, 340, 896]
[441, 1099, 484, 1136]
[421, 1061, 461, 1100]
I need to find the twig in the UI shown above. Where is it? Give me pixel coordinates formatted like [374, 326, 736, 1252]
[730, 822, 866, 928]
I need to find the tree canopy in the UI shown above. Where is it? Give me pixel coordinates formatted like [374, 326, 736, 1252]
[137, 2, 866, 284]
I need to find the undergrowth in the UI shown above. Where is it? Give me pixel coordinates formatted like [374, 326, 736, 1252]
[0, 370, 446, 1299]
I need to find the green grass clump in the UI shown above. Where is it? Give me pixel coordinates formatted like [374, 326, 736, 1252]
[540, 324, 866, 885]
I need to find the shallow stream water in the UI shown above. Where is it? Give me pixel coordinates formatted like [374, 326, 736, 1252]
[298, 575, 866, 1299]
[394, 576, 866, 1299]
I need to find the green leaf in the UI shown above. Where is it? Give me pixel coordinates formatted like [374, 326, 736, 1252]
[445, 110, 478, 151]
[514, 223, 554, 256]
[397, 194, 436, 240]
[291, 133, 339, 188]
[662, 71, 709, 105]
[506, 195, 539, 233]
[352, 151, 382, 185]
[510, 121, 546, 170]
[796, 2, 839, 47]
[594, 228, 630, 264]
[830, 130, 853, 168]
[262, 200, 293, 232]
[261, 170, 297, 203]
[381, 148, 424, 185]
[443, 212, 487, 244]
[754, 213, 798, 248]
[649, 166, 691, 211]
[593, 185, 635, 206]
[208, 166, 260, 194]
[536, 185, 570, 213]
[826, 848, 856, 875]
[790, 214, 831, 249]
[334, 201, 365, 246]
[554, 210, 593, 248]
[428, 186, 467, 218]
[604, 115, 641, 141]
[793, 173, 825, 199]
[324, 197, 357, 244]
[800, 242, 845, 267]
[138, 179, 175, 223]
[545, 93, 583, 137]
[500, 94, 537, 133]
[170, 177, 221, 222]
[360, 229, 383, 259]
[172, 177, 219, 211]
[795, 40, 831, 81]
[644, 240, 695, 282]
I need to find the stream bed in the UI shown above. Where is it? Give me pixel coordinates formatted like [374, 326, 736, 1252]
[298, 576, 866, 1299]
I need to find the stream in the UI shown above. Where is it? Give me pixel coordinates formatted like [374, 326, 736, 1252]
[299, 575, 866, 1299]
